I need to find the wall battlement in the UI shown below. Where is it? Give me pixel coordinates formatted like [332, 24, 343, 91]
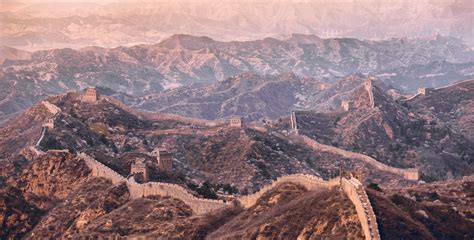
[41, 101, 61, 115]
[341, 177, 380, 240]
[78, 153, 229, 215]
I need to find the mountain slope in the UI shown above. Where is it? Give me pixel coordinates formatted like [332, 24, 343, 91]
[295, 79, 474, 181]
[1, 35, 473, 124]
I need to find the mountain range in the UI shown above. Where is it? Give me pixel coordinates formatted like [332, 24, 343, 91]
[1, 34, 473, 123]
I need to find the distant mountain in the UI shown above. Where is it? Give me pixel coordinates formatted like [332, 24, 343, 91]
[376, 61, 474, 93]
[1, 34, 473, 123]
[132, 73, 325, 121]
[0, 46, 31, 64]
[1, 0, 473, 50]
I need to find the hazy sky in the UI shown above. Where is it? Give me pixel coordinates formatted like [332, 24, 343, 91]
[2, 0, 472, 50]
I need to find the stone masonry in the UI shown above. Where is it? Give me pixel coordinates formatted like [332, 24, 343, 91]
[152, 148, 173, 173]
[82, 87, 98, 103]
[341, 100, 355, 111]
[130, 158, 149, 182]
[229, 117, 242, 128]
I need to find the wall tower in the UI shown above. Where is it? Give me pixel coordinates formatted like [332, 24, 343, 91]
[152, 148, 173, 173]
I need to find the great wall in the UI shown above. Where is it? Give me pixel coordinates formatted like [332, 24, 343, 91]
[284, 93, 419, 181]
[291, 134, 419, 180]
[78, 153, 230, 215]
[403, 78, 474, 101]
[102, 96, 227, 127]
[365, 79, 376, 109]
[79, 151, 380, 239]
[28, 97, 384, 239]
[340, 177, 380, 240]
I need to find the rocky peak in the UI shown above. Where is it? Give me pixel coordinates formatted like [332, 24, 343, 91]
[158, 34, 217, 50]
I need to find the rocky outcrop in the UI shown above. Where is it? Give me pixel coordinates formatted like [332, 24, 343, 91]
[27, 179, 130, 239]
[19, 152, 91, 202]
[208, 183, 365, 239]
[0, 186, 43, 239]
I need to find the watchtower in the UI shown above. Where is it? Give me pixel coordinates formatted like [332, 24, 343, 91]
[130, 158, 149, 182]
[417, 87, 433, 96]
[353, 168, 366, 183]
[290, 111, 298, 134]
[341, 101, 355, 111]
[229, 117, 242, 128]
[42, 118, 54, 129]
[152, 148, 173, 173]
[364, 79, 373, 91]
[82, 87, 98, 103]
[403, 168, 419, 181]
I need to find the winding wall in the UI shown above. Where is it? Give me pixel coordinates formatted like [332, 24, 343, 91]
[35, 127, 47, 147]
[78, 153, 229, 215]
[39, 151, 380, 239]
[366, 85, 375, 108]
[293, 134, 419, 180]
[102, 97, 226, 127]
[238, 174, 338, 208]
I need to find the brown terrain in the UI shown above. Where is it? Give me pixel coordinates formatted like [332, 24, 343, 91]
[14, 92, 409, 191]
[293, 79, 474, 181]
[0, 86, 473, 239]
[368, 176, 474, 239]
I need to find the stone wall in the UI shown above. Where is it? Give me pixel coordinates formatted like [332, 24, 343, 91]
[341, 177, 380, 240]
[294, 135, 419, 181]
[79, 153, 126, 185]
[35, 127, 47, 147]
[78, 153, 229, 215]
[290, 111, 298, 133]
[102, 96, 226, 127]
[237, 174, 339, 208]
[365, 82, 375, 108]
[41, 101, 61, 115]
[50, 152, 380, 238]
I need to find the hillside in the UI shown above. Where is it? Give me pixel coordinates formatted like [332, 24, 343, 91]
[0, 89, 472, 238]
[134, 73, 325, 121]
[294, 79, 474, 181]
[132, 73, 387, 121]
[1, 90, 418, 195]
[206, 183, 363, 239]
[35, 93, 414, 190]
[407, 79, 474, 141]
[368, 176, 474, 239]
